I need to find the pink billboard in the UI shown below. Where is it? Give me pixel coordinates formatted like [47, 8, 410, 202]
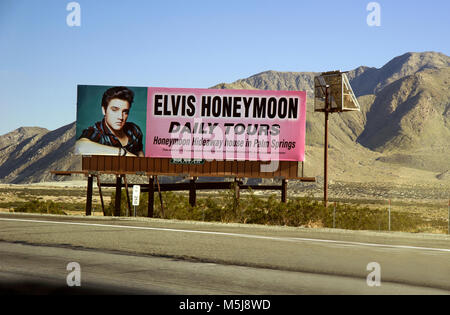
[146, 87, 306, 162]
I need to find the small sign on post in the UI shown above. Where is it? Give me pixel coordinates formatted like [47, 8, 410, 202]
[132, 185, 140, 217]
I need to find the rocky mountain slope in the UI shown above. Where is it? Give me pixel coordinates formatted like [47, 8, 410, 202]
[1, 51, 448, 185]
[0, 123, 80, 183]
[213, 51, 450, 177]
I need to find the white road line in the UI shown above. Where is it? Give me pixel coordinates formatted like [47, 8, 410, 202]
[1, 217, 449, 253]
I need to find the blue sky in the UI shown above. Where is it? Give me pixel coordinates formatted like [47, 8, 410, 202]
[1, 0, 449, 135]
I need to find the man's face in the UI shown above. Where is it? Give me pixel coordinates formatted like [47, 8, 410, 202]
[102, 98, 130, 133]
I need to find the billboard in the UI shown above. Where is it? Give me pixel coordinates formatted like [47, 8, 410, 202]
[75, 85, 306, 162]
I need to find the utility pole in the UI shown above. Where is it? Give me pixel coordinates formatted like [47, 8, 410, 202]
[324, 86, 330, 208]
[314, 71, 360, 209]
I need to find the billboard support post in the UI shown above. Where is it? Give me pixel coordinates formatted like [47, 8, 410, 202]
[96, 175, 105, 216]
[281, 179, 288, 203]
[333, 201, 336, 228]
[234, 178, 240, 201]
[156, 176, 165, 218]
[324, 106, 329, 208]
[148, 176, 154, 218]
[233, 178, 240, 213]
[115, 175, 122, 216]
[86, 174, 93, 216]
[189, 177, 197, 207]
[123, 175, 131, 216]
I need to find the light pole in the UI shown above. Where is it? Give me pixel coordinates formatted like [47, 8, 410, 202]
[324, 85, 330, 208]
[314, 71, 360, 209]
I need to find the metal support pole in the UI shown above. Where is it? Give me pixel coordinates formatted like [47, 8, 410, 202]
[323, 85, 330, 208]
[86, 175, 93, 216]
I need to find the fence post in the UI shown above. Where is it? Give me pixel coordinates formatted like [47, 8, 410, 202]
[333, 201, 336, 228]
[388, 199, 391, 231]
[448, 199, 449, 235]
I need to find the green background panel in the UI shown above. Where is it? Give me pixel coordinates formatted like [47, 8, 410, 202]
[76, 85, 148, 149]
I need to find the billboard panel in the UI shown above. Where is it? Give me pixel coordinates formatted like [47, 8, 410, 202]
[146, 87, 306, 162]
[75, 85, 148, 157]
[75, 85, 306, 161]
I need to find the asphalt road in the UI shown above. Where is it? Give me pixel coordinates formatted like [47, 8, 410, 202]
[0, 212, 449, 295]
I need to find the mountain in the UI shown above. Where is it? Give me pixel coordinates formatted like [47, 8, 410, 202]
[348, 51, 450, 96]
[1, 51, 449, 184]
[0, 123, 81, 183]
[213, 51, 450, 175]
[359, 67, 450, 145]
[0, 127, 48, 151]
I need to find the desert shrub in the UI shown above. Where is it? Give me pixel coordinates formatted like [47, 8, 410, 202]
[194, 197, 220, 222]
[103, 189, 445, 233]
[154, 191, 194, 220]
[105, 190, 150, 217]
[326, 203, 428, 232]
[14, 200, 67, 215]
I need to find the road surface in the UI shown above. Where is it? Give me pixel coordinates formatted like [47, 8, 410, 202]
[0, 212, 449, 295]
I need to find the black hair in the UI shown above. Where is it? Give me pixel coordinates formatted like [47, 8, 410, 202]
[101, 86, 134, 109]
